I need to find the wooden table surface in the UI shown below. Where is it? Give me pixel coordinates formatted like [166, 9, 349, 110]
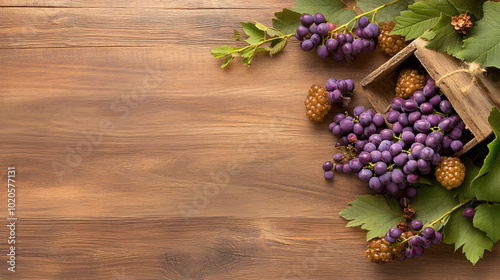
[1, 0, 499, 279]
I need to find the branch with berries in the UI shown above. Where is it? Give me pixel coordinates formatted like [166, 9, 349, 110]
[212, 0, 500, 69]
[212, 0, 411, 67]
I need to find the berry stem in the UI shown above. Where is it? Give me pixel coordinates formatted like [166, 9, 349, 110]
[430, 126, 445, 134]
[433, 111, 448, 117]
[330, 0, 402, 38]
[371, 11, 377, 24]
[348, 147, 356, 158]
[235, 33, 295, 53]
[398, 236, 412, 245]
[388, 163, 396, 171]
[366, 163, 375, 170]
[428, 199, 472, 228]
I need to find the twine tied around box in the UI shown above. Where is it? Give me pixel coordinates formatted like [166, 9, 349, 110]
[435, 62, 486, 93]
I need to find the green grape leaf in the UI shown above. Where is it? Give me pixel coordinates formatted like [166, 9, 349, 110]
[241, 47, 255, 58]
[241, 47, 257, 66]
[451, 157, 481, 203]
[423, 14, 463, 56]
[448, 0, 484, 20]
[471, 107, 500, 202]
[391, 0, 459, 40]
[356, 0, 415, 22]
[471, 153, 500, 202]
[242, 56, 253, 66]
[486, 106, 500, 135]
[293, 0, 357, 26]
[473, 203, 500, 243]
[273, 8, 302, 34]
[211, 46, 238, 58]
[241, 22, 266, 45]
[231, 30, 242, 41]
[340, 195, 405, 241]
[457, 2, 500, 69]
[442, 205, 494, 265]
[417, 175, 435, 185]
[270, 39, 288, 57]
[270, 37, 283, 48]
[267, 28, 284, 37]
[257, 46, 272, 52]
[420, 30, 436, 40]
[221, 54, 236, 68]
[411, 184, 458, 230]
[255, 22, 269, 32]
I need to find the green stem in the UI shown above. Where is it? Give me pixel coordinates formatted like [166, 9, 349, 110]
[428, 199, 472, 228]
[433, 111, 448, 117]
[330, 0, 402, 38]
[366, 162, 375, 170]
[348, 146, 356, 158]
[236, 33, 294, 53]
[388, 163, 396, 171]
[430, 126, 445, 134]
[371, 10, 377, 23]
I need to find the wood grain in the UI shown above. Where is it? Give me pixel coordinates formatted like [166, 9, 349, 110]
[0, 0, 293, 8]
[1, 0, 500, 279]
[0, 8, 266, 48]
[3, 218, 500, 280]
[0, 44, 386, 221]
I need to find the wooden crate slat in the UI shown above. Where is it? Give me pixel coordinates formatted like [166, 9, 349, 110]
[413, 39, 493, 140]
[361, 42, 417, 87]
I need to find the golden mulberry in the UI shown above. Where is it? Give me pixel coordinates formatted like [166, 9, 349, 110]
[394, 68, 425, 99]
[365, 232, 412, 264]
[434, 156, 466, 190]
[305, 84, 332, 123]
[378, 21, 408, 56]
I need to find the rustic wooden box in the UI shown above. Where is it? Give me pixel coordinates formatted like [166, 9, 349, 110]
[361, 38, 498, 156]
